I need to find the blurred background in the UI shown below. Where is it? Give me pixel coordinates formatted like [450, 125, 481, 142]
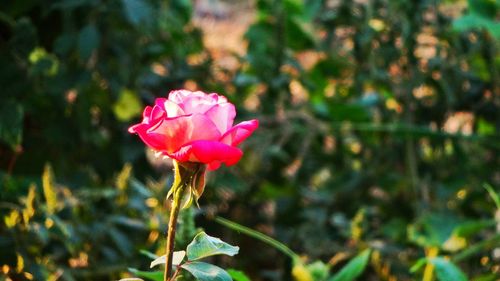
[0, 0, 499, 280]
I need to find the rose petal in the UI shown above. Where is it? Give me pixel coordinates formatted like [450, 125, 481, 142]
[220, 119, 259, 146]
[204, 103, 236, 134]
[168, 90, 205, 104]
[129, 123, 168, 151]
[149, 114, 221, 152]
[189, 114, 222, 141]
[208, 93, 227, 103]
[169, 140, 243, 170]
[142, 106, 153, 122]
[183, 96, 217, 114]
[150, 104, 166, 121]
[163, 99, 185, 117]
[207, 161, 221, 170]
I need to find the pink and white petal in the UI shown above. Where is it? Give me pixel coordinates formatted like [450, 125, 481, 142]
[220, 119, 259, 146]
[189, 114, 222, 141]
[150, 104, 166, 121]
[207, 93, 227, 104]
[163, 99, 185, 118]
[168, 90, 203, 103]
[169, 140, 243, 169]
[148, 116, 192, 152]
[142, 106, 153, 122]
[167, 90, 190, 103]
[128, 123, 143, 133]
[138, 132, 169, 151]
[155, 98, 167, 108]
[204, 103, 236, 134]
[148, 114, 221, 153]
[167, 144, 192, 162]
[129, 123, 168, 151]
[182, 96, 216, 114]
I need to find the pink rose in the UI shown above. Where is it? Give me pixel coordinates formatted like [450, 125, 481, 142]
[128, 90, 258, 170]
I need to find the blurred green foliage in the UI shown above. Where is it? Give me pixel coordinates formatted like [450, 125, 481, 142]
[1, 0, 499, 280]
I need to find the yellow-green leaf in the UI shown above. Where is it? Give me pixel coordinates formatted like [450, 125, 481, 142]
[42, 164, 57, 214]
[116, 163, 132, 191]
[5, 210, 20, 228]
[22, 184, 36, 224]
[113, 89, 142, 121]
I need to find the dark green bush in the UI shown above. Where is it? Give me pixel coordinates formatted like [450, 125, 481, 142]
[0, 0, 499, 280]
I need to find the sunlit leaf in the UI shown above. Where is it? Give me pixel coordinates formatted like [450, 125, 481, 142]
[16, 253, 24, 273]
[181, 261, 232, 281]
[29, 47, 59, 76]
[42, 164, 58, 214]
[429, 257, 468, 281]
[186, 231, 239, 261]
[328, 249, 371, 281]
[408, 213, 461, 248]
[306, 261, 329, 281]
[128, 268, 163, 281]
[477, 119, 495, 136]
[139, 250, 158, 260]
[150, 251, 186, 268]
[292, 262, 313, 281]
[116, 163, 133, 191]
[410, 258, 427, 273]
[22, 184, 36, 224]
[4, 210, 20, 228]
[113, 89, 143, 122]
[227, 269, 251, 281]
[452, 220, 495, 238]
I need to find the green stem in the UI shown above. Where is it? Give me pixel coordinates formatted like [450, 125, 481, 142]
[164, 162, 187, 281]
[452, 233, 500, 263]
[214, 216, 300, 261]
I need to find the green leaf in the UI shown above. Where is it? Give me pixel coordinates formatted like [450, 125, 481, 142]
[108, 227, 133, 256]
[453, 14, 500, 39]
[467, 0, 498, 18]
[181, 261, 232, 281]
[122, 0, 153, 26]
[78, 24, 100, 61]
[286, 16, 316, 51]
[0, 100, 23, 149]
[128, 268, 163, 281]
[430, 257, 468, 281]
[409, 258, 427, 273]
[477, 119, 496, 136]
[483, 183, 500, 210]
[150, 251, 186, 268]
[42, 164, 58, 214]
[28, 47, 59, 76]
[408, 213, 461, 248]
[328, 249, 371, 281]
[186, 231, 239, 261]
[227, 269, 250, 281]
[307, 261, 330, 281]
[473, 273, 498, 281]
[452, 220, 495, 238]
[139, 249, 158, 260]
[113, 89, 143, 121]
